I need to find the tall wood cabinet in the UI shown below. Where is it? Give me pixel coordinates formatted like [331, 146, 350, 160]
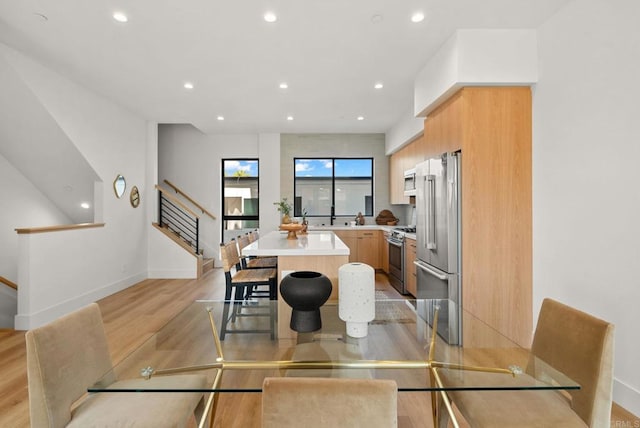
[422, 87, 532, 347]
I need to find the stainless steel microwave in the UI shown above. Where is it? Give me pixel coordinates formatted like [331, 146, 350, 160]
[404, 168, 416, 196]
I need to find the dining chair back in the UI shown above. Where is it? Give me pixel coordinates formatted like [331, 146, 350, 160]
[26, 303, 208, 428]
[526, 298, 615, 427]
[262, 377, 398, 428]
[438, 298, 614, 427]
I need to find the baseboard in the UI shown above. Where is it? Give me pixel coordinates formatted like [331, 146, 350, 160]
[147, 269, 197, 279]
[614, 378, 640, 417]
[14, 272, 146, 330]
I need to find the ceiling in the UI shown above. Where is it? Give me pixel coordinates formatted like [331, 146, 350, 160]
[0, 1, 570, 135]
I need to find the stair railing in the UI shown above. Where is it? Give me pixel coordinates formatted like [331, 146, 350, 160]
[156, 185, 200, 254]
[163, 179, 217, 220]
[0, 276, 18, 290]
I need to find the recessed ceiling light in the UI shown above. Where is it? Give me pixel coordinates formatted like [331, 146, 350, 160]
[81, 202, 90, 209]
[357, 116, 364, 121]
[287, 116, 294, 121]
[264, 12, 277, 23]
[279, 82, 288, 89]
[371, 14, 383, 24]
[374, 83, 384, 89]
[217, 116, 225, 121]
[411, 12, 425, 23]
[183, 82, 194, 89]
[34, 12, 48, 21]
[113, 12, 128, 23]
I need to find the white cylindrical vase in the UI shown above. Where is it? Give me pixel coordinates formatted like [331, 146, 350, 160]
[339, 263, 375, 338]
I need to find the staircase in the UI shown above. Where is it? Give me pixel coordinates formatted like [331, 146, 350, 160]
[0, 276, 17, 329]
[155, 181, 216, 278]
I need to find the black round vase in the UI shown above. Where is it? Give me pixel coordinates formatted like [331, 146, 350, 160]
[280, 271, 332, 332]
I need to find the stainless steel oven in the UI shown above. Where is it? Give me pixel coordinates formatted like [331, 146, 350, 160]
[387, 230, 405, 294]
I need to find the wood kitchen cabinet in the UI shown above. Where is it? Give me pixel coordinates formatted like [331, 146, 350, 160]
[334, 230, 381, 269]
[389, 133, 429, 205]
[404, 237, 417, 297]
[333, 230, 358, 263]
[389, 150, 409, 204]
[357, 230, 380, 269]
[422, 86, 532, 346]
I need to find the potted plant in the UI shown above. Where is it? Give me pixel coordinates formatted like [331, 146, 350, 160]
[274, 198, 292, 224]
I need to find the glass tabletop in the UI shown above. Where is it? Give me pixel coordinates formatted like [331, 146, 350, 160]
[89, 299, 579, 393]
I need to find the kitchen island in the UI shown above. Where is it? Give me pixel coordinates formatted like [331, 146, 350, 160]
[242, 230, 350, 338]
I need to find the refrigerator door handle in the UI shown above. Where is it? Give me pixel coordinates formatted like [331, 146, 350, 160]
[426, 175, 436, 249]
[414, 260, 447, 280]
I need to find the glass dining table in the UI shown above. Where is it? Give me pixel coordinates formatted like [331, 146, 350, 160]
[89, 299, 579, 427]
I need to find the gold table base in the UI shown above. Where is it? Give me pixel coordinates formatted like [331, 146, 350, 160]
[144, 307, 517, 428]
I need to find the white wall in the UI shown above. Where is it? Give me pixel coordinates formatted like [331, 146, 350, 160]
[158, 125, 280, 261]
[385, 105, 424, 155]
[414, 29, 538, 117]
[0, 153, 71, 282]
[534, 0, 640, 414]
[5, 47, 150, 329]
[258, 134, 282, 234]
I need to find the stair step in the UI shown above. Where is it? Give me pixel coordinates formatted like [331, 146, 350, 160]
[202, 258, 215, 275]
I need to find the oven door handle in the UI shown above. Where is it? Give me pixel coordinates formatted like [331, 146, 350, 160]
[414, 260, 447, 280]
[386, 239, 403, 248]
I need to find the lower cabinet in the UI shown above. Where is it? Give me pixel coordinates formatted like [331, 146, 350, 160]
[404, 237, 417, 297]
[334, 230, 381, 269]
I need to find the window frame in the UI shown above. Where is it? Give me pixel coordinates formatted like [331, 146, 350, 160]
[293, 157, 374, 218]
[221, 158, 260, 237]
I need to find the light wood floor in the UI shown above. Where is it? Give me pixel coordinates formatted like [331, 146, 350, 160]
[0, 269, 637, 427]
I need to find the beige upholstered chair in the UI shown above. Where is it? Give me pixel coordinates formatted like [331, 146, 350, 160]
[439, 298, 614, 427]
[26, 303, 209, 428]
[262, 377, 398, 428]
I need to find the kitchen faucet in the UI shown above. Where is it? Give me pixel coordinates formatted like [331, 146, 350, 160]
[330, 206, 336, 225]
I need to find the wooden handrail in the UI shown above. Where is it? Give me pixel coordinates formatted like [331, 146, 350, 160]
[0, 276, 18, 290]
[15, 223, 105, 234]
[156, 185, 200, 219]
[163, 179, 217, 220]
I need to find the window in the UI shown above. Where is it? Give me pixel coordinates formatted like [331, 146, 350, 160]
[294, 158, 373, 218]
[222, 159, 259, 240]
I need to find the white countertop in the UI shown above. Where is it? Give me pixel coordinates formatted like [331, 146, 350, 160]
[308, 225, 385, 231]
[310, 224, 417, 241]
[242, 230, 350, 257]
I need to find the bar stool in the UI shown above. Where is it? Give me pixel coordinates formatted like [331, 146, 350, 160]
[237, 234, 277, 270]
[219, 241, 277, 340]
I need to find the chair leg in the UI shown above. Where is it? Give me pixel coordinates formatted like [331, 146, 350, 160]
[269, 278, 276, 339]
[231, 285, 244, 322]
[220, 277, 234, 341]
[221, 278, 277, 340]
[220, 301, 230, 341]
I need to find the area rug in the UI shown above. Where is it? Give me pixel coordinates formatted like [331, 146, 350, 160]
[373, 292, 416, 324]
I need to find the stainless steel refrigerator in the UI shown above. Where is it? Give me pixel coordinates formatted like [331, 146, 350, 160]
[414, 151, 462, 345]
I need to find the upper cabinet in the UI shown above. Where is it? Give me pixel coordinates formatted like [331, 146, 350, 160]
[389, 149, 408, 205]
[389, 133, 427, 204]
